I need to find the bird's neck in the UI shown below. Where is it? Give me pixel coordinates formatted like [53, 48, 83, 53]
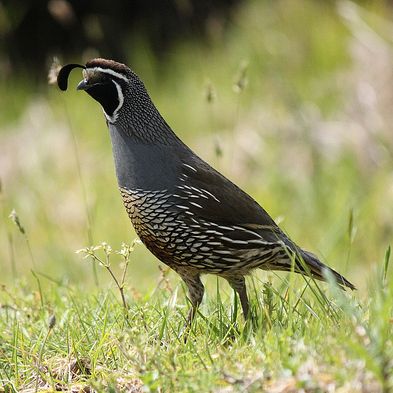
[108, 121, 181, 191]
[114, 95, 181, 146]
[107, 89, 189, 190]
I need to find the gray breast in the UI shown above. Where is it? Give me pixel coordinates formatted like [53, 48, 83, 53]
[108, 123, 180, 190]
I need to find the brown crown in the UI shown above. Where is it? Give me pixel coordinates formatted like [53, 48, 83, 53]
[85, 58, 130, 75]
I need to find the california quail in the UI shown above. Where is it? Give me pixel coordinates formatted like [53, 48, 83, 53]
[58, 59, 355, 322]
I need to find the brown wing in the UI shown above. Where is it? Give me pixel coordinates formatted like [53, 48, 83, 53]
[179, 150, 278, 225]
[171, 147, 288, 247]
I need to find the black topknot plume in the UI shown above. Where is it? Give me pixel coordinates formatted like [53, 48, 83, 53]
[57, 63, 85, 91]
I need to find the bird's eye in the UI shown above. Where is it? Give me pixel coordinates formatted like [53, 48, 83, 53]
[87, 72, 107, 86]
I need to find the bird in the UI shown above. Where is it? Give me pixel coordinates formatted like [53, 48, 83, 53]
[57, 58, 355, 322]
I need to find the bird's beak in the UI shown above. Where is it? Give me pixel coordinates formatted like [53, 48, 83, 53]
[77, 79, 88, 91]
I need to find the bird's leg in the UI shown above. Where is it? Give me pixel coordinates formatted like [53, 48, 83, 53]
[225, 275, 250, 319]
[178, 272, 204, 325]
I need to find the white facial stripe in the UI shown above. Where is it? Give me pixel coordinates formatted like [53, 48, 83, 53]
[112, 80, 124, 116]
[103, 79, 124, 123]
[87, 67, 128, 82]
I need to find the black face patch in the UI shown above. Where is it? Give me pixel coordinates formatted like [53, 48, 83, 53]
[86, 80, 119, 117]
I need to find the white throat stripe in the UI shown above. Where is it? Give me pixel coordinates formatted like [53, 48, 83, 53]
[104, 80, 124, 123]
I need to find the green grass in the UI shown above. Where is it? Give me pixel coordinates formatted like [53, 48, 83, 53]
[0, 245, 392, 391]
[1, 0, 393, 391]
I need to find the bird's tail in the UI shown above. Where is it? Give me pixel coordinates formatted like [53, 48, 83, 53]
[296, 249, 356, 290]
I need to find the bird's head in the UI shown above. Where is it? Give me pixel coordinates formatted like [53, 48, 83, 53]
[58, 58, 177, 144]
[57, 58, 143, 123]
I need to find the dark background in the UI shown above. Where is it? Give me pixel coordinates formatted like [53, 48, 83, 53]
[2, 0, 241, 75]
